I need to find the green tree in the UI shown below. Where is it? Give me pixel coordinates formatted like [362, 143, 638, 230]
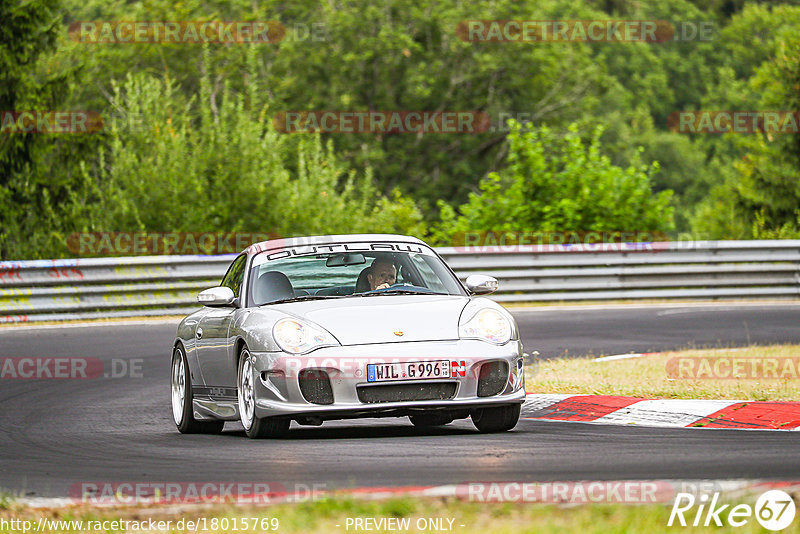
[10, 0, 799, 254]
[693, 33, 800, 238]
[0, 0, 69, 258]
[58, 0, 615, 210]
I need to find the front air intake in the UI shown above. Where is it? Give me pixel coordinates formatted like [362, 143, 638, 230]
[477, 361, 509, 397]
[357, 382, 458, 404]
[298, 369, 334, 405]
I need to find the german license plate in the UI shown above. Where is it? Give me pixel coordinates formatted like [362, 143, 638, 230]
[367, 360, 451, 382]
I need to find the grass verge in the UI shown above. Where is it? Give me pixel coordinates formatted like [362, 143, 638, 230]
[527, 344, 800, 401]
[0, 495, 787, 534]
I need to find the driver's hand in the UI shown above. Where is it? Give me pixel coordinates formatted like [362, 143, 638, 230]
[375, 283, 391, 290]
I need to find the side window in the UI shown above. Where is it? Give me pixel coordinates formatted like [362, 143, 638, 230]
[221, 255, 247, 298]
[394, 261, 413, 285]
[409, 254, 447, 293]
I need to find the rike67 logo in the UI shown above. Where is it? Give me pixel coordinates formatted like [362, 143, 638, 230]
[668, 490, 796, 530]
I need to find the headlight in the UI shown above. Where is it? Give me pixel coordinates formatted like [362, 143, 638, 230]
[272, 318, 339, 354]
[459, 308, 512, 344]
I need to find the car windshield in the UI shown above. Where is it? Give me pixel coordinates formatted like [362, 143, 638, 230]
[247, 242, 466, 306]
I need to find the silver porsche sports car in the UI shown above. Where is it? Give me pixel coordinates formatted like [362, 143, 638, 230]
[171, 234, 525, 438]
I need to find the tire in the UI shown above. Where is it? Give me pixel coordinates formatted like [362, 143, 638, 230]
[471, 404, 521, 433]
[409, 412, 454, 427]
[238, 347, 290, 439]
[171, 344, 224, 434]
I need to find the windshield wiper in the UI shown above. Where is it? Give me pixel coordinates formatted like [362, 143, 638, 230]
[264, 295, 345, 305]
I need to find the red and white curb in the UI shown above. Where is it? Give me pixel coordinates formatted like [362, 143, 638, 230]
[522, 394, 800, 430]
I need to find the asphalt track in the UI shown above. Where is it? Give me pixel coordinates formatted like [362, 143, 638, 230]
[1, 303, 800, 498]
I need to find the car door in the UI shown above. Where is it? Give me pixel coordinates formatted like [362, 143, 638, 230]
[195, 254, 247, 391]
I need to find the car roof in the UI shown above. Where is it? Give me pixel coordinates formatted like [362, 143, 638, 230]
[245, 234, 428, 255]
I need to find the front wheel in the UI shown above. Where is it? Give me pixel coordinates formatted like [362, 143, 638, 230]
[238, 347, 290, 439]
[471, 404, 521, 433]
[171, 344, 224, 434]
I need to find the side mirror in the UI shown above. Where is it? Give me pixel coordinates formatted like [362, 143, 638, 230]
[197, 286, 235, 307]
[465, 274, 499, 295]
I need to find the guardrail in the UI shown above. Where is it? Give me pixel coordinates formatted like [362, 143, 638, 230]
[1, 240, 798, 323]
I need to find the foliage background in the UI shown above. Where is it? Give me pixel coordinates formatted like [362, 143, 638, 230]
[2, 0, 800, 259]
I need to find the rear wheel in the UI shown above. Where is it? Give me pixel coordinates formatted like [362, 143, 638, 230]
[471, 404, 521, 433]
[409, 412, 454, 427]
[171, 344, 224, 434]
[238, 347, 290, 439]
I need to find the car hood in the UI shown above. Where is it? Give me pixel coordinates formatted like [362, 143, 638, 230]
[272, 295, 470, 345]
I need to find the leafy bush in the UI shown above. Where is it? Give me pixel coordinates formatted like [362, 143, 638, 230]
[70, 50, 426, 249]
[432, 121, 674, 244]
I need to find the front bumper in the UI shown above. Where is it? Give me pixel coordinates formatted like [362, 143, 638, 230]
[245, 339, 525, 420]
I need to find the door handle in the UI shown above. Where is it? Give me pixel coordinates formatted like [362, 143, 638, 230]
[196, 327, 203, 339]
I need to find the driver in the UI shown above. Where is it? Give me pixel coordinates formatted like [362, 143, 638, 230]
[367, 258, 397, 291]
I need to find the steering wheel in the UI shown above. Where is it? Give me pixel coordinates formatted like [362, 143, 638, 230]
[367, 283, 439, 295]
[369, 282, 409, 292]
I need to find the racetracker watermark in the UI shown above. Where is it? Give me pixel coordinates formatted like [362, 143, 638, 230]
[455, 481, 719, 503]
[2, 517, 280, 532]
[486, 111, 543, 132]
[447, 231, 672, 253]
[67, 232, 280, 256]
[666, 357, 800, 380]
[70, 482, 326, 505]
[273, 111, 491, 134]
[457, 20, 716, 43]
[668, 111, 800, 134]
[0, 357, 143, 379]
[0, 111, 103, 134]
[68, 21, 287, 43]
[277, 356, 505, 381]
